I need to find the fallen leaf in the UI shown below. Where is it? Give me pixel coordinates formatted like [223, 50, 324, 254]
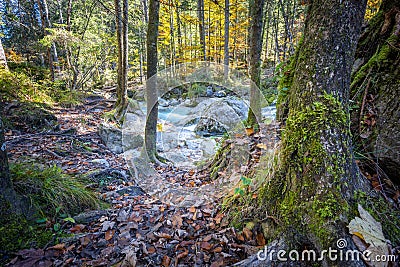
[176, 249, 189, 259]
[213, 247, 223, 253]
[256, 232, 266, 246]
[69, 224, 85, 233]
[242, 227, 253, 240]
[214, 213, 224, 224]
[172, 213, 183, 228]
[201, 242, 213, 251]
[105, 229, 115, 241]
[188, 206, 196, 213]
[147, 246, 156, 254]
[48, 243, 65, 250]
[256, 143, 267, 149]
[162, 255, 171, 267]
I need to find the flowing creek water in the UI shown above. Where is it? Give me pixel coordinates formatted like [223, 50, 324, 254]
[138, 97, 277, 169]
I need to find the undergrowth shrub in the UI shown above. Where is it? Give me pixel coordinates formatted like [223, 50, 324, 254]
[10, 163, 99, 217]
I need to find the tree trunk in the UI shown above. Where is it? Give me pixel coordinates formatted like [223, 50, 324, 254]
[224, 0, 229, 78]
[258, 0, 369, 265]
[197, 0, 206, 61]
[175, 0, 183, 64]
[0, 39, 8, 70]
[114, 0, 128, 118]
[350, 0, 400, 185]
[121, 0, 129, 114]
[42, 0, 60, 75]
[0, 118, 24, 217]
[247, 0, 264, 129]
[145, 0, 160, 162]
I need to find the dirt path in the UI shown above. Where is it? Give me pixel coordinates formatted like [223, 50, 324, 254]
[5, 95, 278, 267]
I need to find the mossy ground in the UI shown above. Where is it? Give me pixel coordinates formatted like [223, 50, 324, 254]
[0, 163, 100, 263]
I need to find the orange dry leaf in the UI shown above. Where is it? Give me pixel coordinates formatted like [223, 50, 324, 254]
[48, 243, 65, 250]
[105, 229, 115, 241]
[162, 255, 171, 267]
[256, 233, 266, 246]
[189, 206, 196, 213]
[147, 246, 156, 254]
[243, 227, 253, 240]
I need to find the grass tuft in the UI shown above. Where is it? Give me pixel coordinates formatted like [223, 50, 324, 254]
[10, 163, 99, 217]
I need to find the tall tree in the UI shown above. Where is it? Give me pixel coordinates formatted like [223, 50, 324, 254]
[257, 0, 369, 263]
[223, 0, 229, 78]
[197, 0, 206, 61]
[114, 0, 129, 118]
[145, 0, 160, 162]
[0, 39, 8, 70]
[246, 0, 264, 129]
[36, 0, 60, 79]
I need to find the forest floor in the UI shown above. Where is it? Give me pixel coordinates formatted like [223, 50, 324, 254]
[5, 91, 278, 267]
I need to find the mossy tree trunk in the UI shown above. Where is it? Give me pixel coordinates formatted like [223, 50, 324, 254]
[350, 0, 400, 184]
[260, 0, 369, 265]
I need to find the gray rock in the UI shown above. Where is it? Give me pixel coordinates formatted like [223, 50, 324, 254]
[194, 97, 248, 134]
[158, 98, 169, 107]
[214, 90, 227, 97]
[116, 186, 145, 197]
[98, 123, 123, 154]
[206, 86, 214, 97]
[74, 209, 112, 224]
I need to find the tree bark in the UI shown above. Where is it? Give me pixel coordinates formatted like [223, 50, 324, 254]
[223, 0, 230, 78]
[0, 118, 24, 217]
[41, 0, 60, 75]
[0, 39, 8, 70]
[145, 0, 160, 162]
[114, 0, 128, 118]
[247, 0, 264, 129]
[115, 0, 123, 104]
[197, 0, 206, 61]
[350, 0, 400, 184]
[258, 0, 369, 265]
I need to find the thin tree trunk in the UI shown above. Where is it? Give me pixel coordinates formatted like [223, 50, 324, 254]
[0, 39, 8, 70]
[145, 0, 160, 162]
[198, 0, 206, 61]
[175, 0, 183, 63]
[114, 0, 123, 107]
[120, 0, 129, 112]
[223, 0, 229, 78]
[247, 0, 264, 128]
[42, 0, 60, 74]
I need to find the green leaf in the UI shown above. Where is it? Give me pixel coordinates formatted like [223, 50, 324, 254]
[53, 223, 61, 232]
[36, 218, 47, 224]
[63, 217, 76, 224]
[240, 176, 252, 186]
[234, 187, 245, 196]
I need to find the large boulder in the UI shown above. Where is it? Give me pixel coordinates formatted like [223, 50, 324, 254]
[98, 123, 124, 154]
[194, 97, 248, 135]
